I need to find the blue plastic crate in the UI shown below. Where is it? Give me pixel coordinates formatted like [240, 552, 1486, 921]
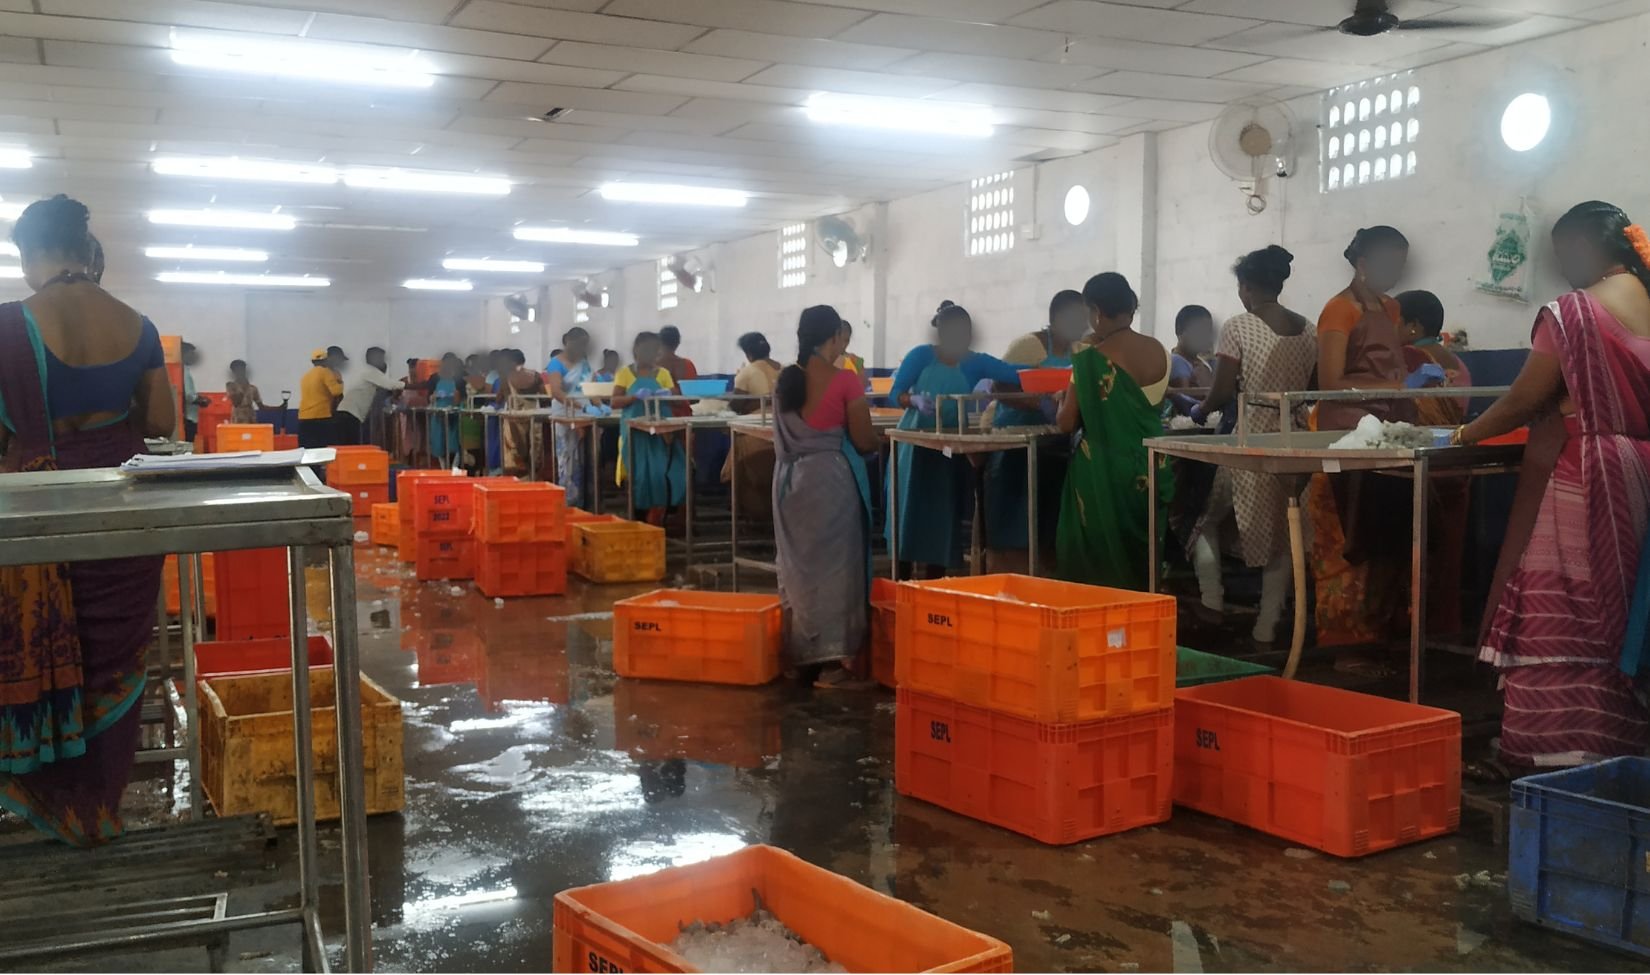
[1509, 757, 1650, 958]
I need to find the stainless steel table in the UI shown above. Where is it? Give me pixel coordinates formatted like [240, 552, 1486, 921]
[544, 413, 621, 512]
[1147, 429, 1523, 704]
[0, 466, 373, 972]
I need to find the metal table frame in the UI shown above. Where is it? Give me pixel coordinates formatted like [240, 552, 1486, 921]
[1148, 393, 1521, 704]
[545, 413, 621, 513]
[0, 467, 373, 972]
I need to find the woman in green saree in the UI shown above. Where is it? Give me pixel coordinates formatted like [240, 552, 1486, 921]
[1056, 273, 1175, 591]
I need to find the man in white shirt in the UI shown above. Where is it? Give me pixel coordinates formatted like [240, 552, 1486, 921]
[338, 346, 403, 445]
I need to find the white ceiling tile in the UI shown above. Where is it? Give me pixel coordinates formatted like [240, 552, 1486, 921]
[1375, 41, 1491, 70]
[613, 75, 813, 105]
[0, 0, 34, 9]
[0, 115, 65, 136]
[833, 13, 1066, 59]
[1576, 0, 1650, 19]
[304, 13, 555, 61]
[737, 63, 961, 98]
[452, 1, 708, 50]
[41, 0, 309, 33]
[422, 51, 628, 89]
[1215, 57, 1386, 88]
[986, 106, 1141, 135]
[790, 0, 1049, 22]
[487, 0, 609, 10]
[1072, 70, 1272, 102]
[484, 82, 689, 116]
[665, 97, 800, 126]
[1, 12, 171, 48]
[602, 0, 872, 38]
[1103, 98, 1227, 122]
[1407, 13, 1589, 44]
[1010, 2, 1260, 46]
[995, 126, 1117, 152]
[884, 51, 1103, 88]
[925, 82, 1134, 115]
[213, 0, 456, 21]
[451, 115, 629, 144]
[538, 41, 767, 83]
[0, 35, 38, 64]
[682, 29, 915, 70]
[1055, 37, 1271, 77]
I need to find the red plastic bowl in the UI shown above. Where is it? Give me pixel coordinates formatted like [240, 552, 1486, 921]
[1018, 367, 1072, 394]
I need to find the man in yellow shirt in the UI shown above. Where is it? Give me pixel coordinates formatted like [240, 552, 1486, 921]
[298, 347, 344, 448]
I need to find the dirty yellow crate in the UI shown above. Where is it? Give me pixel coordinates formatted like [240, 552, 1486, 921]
[198, 666, 404, 825]
[572, 520, 666, 583]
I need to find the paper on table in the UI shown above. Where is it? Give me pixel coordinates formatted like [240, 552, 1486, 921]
[119, 448, 336, 473]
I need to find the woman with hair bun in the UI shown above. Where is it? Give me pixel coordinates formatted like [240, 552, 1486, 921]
[1186, 245, 1317, 643]
[0, 194, 175, 844]
[886, 300, 1022, 575]
[1461, 200, 1650, 773]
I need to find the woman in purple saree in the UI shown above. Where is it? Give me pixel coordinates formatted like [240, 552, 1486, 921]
[0, 195, 175, 844]
[1460, 201, 1650, 772]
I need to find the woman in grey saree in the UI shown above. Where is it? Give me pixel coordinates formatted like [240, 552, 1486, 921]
[772, 305, 880, 688]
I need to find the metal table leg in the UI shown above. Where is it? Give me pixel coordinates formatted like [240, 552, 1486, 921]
[684, 424, 695, 569]
[1410, 456, 1430, 705]
[328, 543, 372, 971]
[887, 437, 899, 579]
[588, 422, 602, 515]
[729, 427, 740, 591]
[1146, 446, 1159, 593]
[179, 554, 202, 819]
[530, 418, 543, 483]
[1026, 439, 1040, 578]
[286, 548, 324, 972]
[969, 461, 984, 576]
[625, 420, 636, 521]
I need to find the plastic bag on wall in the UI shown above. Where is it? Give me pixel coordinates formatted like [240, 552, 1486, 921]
[1475, 201, 1535, 302]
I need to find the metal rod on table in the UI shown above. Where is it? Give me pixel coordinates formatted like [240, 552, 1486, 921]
[624, 419, 636, 521]
[887, 430, 899, 579]
[328, 542, 372, 972]
[1146, 444, 1158, 594]
[179, 552, 202, 819]
[286, 547, 321, 972]
[970, 462, 984, 576]
[1026, 437, 1039, 578]
[1410, 453, 1430, 705]
[588, 422, 602, 515]
[729, 425, 740, 591]
[684, 423, 695, 571]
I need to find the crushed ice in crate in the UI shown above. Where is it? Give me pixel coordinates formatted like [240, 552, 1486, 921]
[1330, 415, 1435, 451]
[666, 908, 844, 974]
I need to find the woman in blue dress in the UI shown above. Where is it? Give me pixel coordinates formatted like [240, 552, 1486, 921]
[613, 331, 685, 525]
[545, 327, 596, 507]
[887, 300, 1023, 576]
[426, 353, 464, 467]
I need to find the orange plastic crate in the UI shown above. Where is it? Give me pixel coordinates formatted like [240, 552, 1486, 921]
[895, 574, 1176, 723]
[563, 509, 623, 548]
[896, 687, 1172, 845]
[164, 553, 217, 617]
[416, 537, 475, 581]
[1173, 676, 1461, 857]
[476, 541, 567, 597]
[339, 483, 389, 516]
[369, 504, 400, 547]
[214, 547, 289, 641]
[408, 476, 480, 537]
[870, 577, 898, 689]
[326, 446, 390, 486]
[215, 423, 275, 453]
[613, 590, 781, 685]
[614, 680, 781, 769]
[397, 470, 465, 556]
[195, 635, 333, 680]
[552, 845, 1012, 974]
[573, 521, 666, 583]
[474, 481, 566, 543]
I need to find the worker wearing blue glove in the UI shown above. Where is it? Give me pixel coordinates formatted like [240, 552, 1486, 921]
[1405, 363, 1447, 389]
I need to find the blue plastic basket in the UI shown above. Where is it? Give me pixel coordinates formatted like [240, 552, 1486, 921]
[676, 378, 729, 397]
[1509, 757, 1650, 958]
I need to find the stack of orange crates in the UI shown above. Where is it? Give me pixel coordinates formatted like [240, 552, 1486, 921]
[395, 469, 464, 565]
[892, 574, 1178, 845]
[406, 474, 517, 581]
[326, 446, 391, 523]
[473, 481, 567, 597]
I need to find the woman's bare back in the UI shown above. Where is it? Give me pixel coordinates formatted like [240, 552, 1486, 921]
[25, 283, 145, 367]
[1590, 274, 1650, 338]
[1098, 329, 1169, 390]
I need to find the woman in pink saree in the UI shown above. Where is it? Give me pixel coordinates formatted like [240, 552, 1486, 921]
[1459, 201, 1650, 772]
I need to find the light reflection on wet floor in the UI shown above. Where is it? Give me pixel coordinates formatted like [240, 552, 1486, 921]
[40, 541, 1628, 974]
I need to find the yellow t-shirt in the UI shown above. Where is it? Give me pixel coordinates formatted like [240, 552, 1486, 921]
[298, 365, 343, 420]
[614, 365, 675, 392]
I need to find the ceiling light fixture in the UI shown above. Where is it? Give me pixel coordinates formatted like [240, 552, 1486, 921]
[1501, 92, 1552, 153]
[513, 227, 640, 247]
[403, 278, 473, 291]
[152, 156, 338, 185]
[0, 266, 22, 279]
[803, 92, 994, 139]
[599, 182, 747, 208]
[157, 271, 328, 288]
[0, 242, 16, 257]
[344, 168, 511, 196]
[147, 209, 297, 230]
[0, 149, 32, 169]
[0, 202, 26, 221]
[145, 245, 269, 263]
[442, 258, 546, 273]
[169, 30, 435, 89]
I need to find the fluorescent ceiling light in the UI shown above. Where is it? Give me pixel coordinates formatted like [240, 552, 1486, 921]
[0, 202, 26, 221]
[344, 168, 510, 196]
[513, 227, 639, 247]
[0, 242, 16, 257]
[152, 156, 337, 185]
[442, 258, 546, 274]
[404, 278, 473, 291]
[147, 209, 297, 230]
[157, 271, 328, 288]
[804, 92, 994, 139]
[169, 30, 434, 89]
[0, 266, 22, 279]
[145, 245, 269, 263]
[599, 182, 747, 208]
[0, 149, 32, 169]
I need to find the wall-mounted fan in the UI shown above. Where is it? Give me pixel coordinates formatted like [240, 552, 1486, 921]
[1209, 98, 1297, 215]
[504, 294, 533, 321]
[816, 215, 868, 268]
[573, 278, 609, 309]
[667, 254, 709, 294]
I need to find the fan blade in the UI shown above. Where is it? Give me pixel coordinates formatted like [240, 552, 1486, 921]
[1254, 22, 1340, 42]
[1397, 14, 1518, 31]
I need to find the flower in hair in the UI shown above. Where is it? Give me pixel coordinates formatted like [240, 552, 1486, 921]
[1627, 224, 1650, 269]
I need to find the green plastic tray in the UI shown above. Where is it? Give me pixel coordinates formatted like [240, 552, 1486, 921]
[1175, 645, 1276, 687]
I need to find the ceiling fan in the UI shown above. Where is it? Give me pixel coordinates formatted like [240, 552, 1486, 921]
[1329, 0, 1512, 36]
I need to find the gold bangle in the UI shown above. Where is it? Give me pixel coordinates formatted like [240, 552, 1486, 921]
[1449, 426, 1466, 446]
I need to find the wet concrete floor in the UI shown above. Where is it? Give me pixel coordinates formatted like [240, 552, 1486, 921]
[9, 540, 1634, 973]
